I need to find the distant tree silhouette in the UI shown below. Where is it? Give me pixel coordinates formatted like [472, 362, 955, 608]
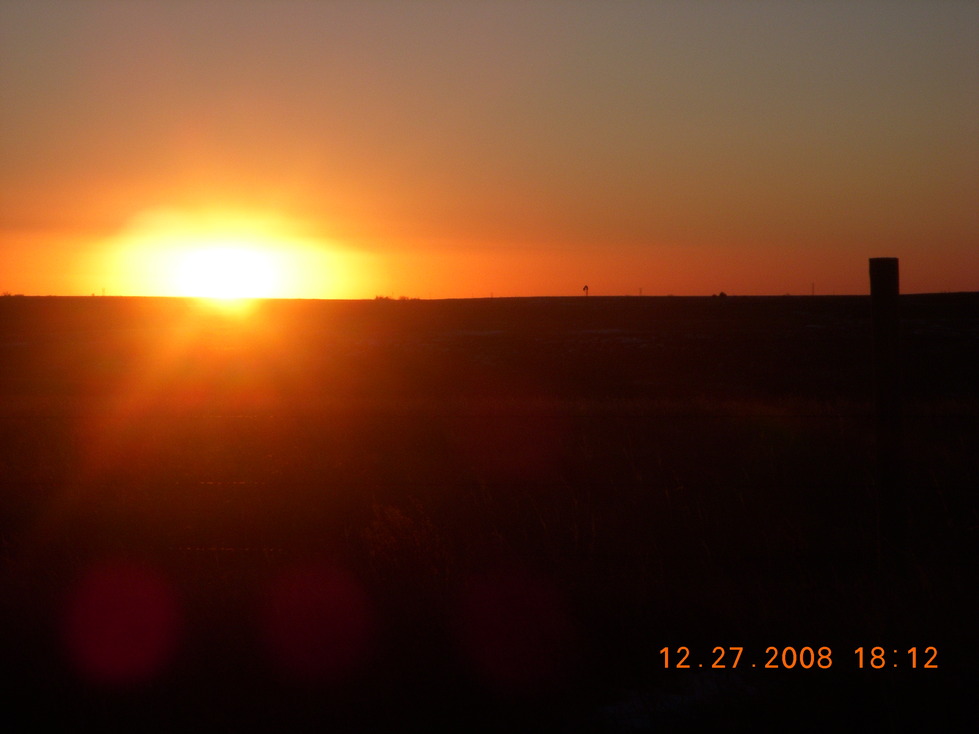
[582, 285, 589, 297]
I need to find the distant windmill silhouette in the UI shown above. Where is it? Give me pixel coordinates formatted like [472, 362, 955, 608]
[582, 285, 589, 297]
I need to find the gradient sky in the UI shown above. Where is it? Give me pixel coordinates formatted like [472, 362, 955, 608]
[1, 0, 977, 298]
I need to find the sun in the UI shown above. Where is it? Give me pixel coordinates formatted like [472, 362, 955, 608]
[105, 207, 369, 301]
[173, 244, 280, 300]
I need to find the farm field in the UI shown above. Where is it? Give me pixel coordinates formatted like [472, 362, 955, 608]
[1, 293, 976, 731]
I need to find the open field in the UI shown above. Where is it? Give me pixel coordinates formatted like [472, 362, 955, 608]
[2, 294, 977, 731]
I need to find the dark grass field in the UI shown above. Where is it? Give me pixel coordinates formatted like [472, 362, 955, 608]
[2, 294, 977, 731]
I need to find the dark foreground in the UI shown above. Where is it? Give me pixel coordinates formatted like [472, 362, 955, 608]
[1, 294, 976, 731]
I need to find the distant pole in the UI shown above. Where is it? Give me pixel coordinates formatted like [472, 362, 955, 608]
[869, 257, 904, 557]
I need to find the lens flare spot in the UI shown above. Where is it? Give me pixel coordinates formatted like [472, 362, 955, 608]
[261, 564, 373, 683]
[63, 561, 181, 687]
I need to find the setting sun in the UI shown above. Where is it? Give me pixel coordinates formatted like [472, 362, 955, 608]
[172, 245, 280, 300]
[100, 208, 374, 300]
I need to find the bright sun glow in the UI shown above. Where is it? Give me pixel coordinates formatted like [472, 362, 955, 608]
[173, 245, 280, 300]
[104, 207, 372, 301]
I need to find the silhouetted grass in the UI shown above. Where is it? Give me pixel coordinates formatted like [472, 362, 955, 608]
[2, 295, 976, 730]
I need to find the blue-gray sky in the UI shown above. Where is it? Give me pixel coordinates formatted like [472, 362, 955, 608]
[1, 0, 976, 297]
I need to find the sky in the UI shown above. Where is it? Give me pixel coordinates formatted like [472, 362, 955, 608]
[1, 0, 977, 298]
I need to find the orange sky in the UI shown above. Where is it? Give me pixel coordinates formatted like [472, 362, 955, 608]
[1, 1, 977, 298]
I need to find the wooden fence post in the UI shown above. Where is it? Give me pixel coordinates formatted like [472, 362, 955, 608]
[869, 257, 904, 556]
